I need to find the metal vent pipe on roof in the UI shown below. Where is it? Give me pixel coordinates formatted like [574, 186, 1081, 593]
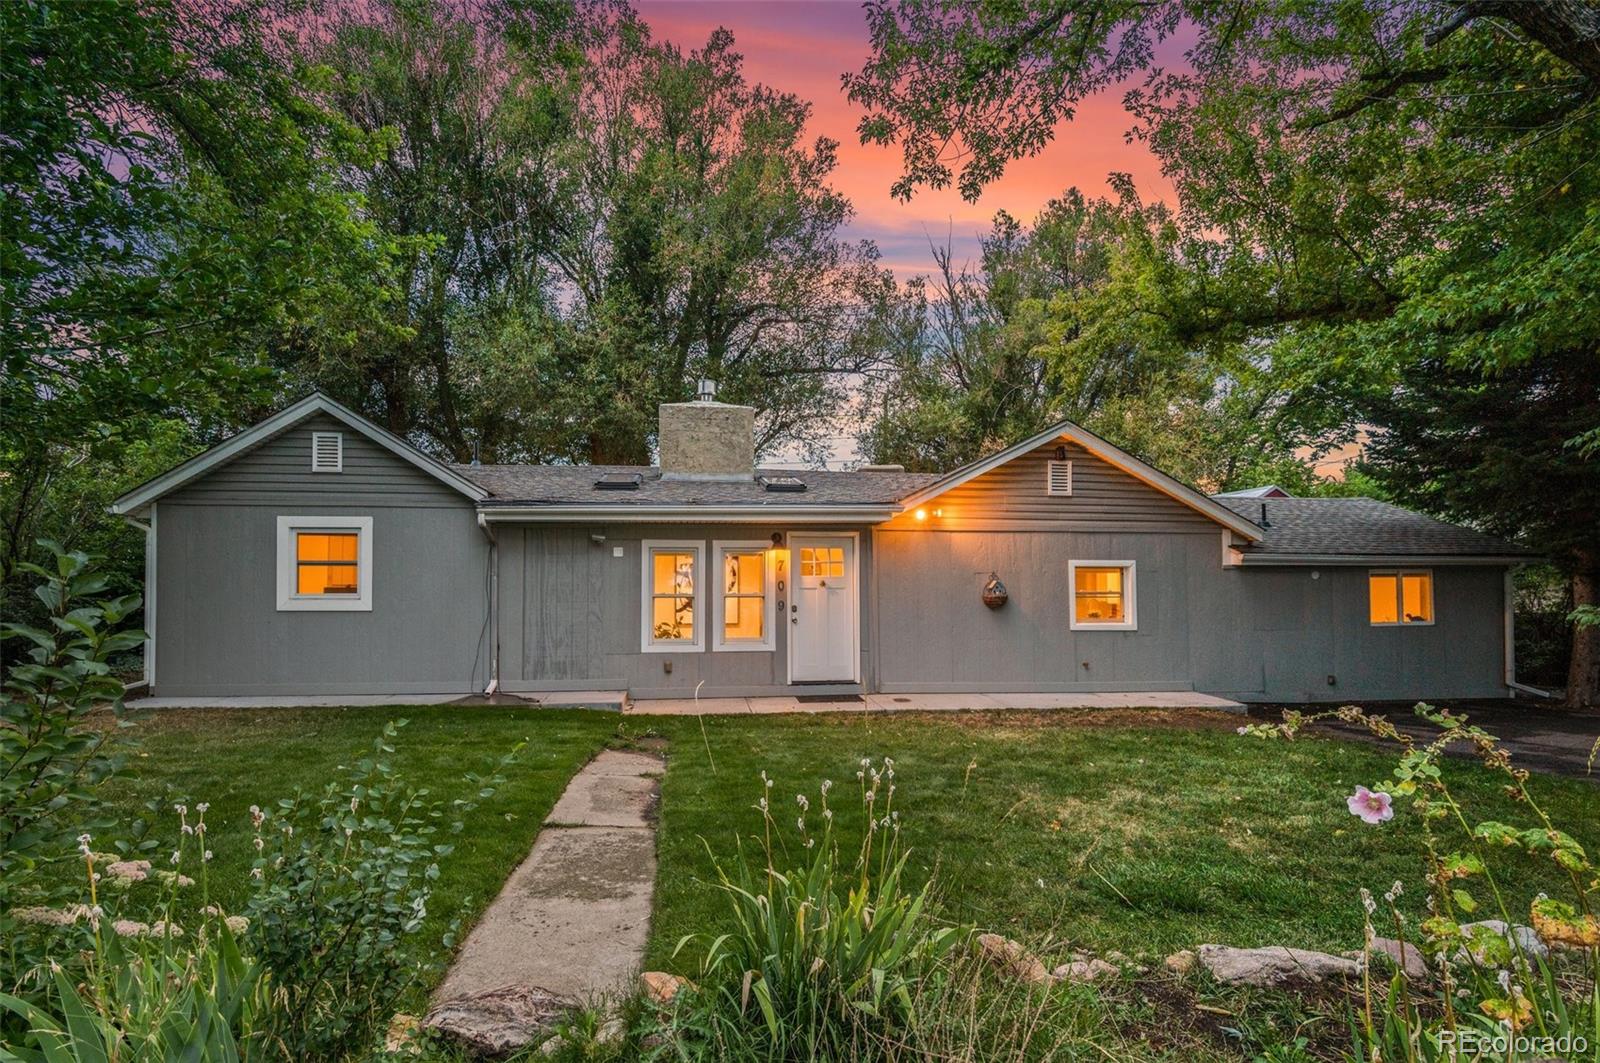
[696, 378, 717, 402]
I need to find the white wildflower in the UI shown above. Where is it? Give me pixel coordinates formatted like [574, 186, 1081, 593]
[203, 849, 213, 862]
[1360, 888, 1377, 915]
[820, 779, 832, 795]
[77, 833, 93, 857]
[196, 802, 209, 814]
[796, 794, 809, 811]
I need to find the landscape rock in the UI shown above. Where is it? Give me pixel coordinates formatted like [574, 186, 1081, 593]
[424, 984, 571, 1058]
[1198, 944, 1361, 988]
[596, 1016, 626, 1044]
[1370, 938, 1428, 979]
[384, 1013, 420, 1053]
[1453, 920, 1549, 966]
[976, 933, 1052, 986]
[641, 971, 693, 1005]
[1164, 950, 1196, 975]
[1051, 958, 1119, 983]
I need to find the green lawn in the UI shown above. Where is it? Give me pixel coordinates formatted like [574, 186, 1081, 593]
[102, 704, 1597, 999]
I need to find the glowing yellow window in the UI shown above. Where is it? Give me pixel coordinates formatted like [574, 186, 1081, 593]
[1370, 570, 1433, 625]
[296, 532, 360, 595]
[649, 549, 697, 643]
[1071, 561, 1135, 629]
[719, 548, 768, 647]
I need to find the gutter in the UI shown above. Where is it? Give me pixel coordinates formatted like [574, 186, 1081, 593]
[1236, 553, 1534, 567]
[1503, 565, 1557, 699]
[477, 504, 900, 524]
[120, 509, 155, 690]
[476, 513, 499, 696]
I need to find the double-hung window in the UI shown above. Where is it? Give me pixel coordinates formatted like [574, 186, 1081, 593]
[276, 516, 373, 611]
[642, 540, 704, 651]
[713, 541, 774, 651]
[1068, 559, 1137, 631]
[1369, 570, 1433, 625]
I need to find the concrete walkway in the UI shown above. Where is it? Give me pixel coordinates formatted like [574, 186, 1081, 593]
[433, 749, 664, 1005]
[626, 690, 1244, 716]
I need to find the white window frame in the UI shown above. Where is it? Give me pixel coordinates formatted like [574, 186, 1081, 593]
[1068, 559, 1137, 631]
[641, 540, 705, 652]
[276, 515, 373, 611]
[310, 431, 343, 473]
[712, 540, 776, 652]
[1046, 459, 1074, 496]
[1368, 568, 1435, 627]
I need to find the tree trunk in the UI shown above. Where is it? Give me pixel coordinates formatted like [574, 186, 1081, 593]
[1567, 557, 1599, 709]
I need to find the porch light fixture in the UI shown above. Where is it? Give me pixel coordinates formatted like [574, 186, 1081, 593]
[914, 507, 927, 520]
[982, 573, 1008, 610]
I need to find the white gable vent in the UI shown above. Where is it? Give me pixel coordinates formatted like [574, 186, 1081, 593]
[311, 431, 343, 473]
[1046, 459, 1073, 496]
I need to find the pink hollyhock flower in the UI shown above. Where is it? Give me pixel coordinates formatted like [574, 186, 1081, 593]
[1347, 786, 1395, 824]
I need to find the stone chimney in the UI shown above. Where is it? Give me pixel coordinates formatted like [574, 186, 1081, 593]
[658, 380, 755, 481]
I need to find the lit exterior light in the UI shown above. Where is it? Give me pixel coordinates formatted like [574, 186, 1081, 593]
[914, 508, 927, 521]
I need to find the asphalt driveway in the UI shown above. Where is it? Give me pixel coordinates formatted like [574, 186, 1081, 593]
[1250, 699, 1600, 782]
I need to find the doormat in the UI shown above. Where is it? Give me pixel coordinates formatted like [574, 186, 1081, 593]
[795, 694, 865, 704]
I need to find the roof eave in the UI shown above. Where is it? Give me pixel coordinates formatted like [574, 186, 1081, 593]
[477, 503, 900, 523]
[1236, 552, 1535, 566]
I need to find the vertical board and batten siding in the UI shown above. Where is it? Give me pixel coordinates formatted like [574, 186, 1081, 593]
[871, 435, 1512, 701]
[153, 415, 490, 696]
[497, 523, 873, 699]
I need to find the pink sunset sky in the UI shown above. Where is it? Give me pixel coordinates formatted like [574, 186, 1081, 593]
[635, 0, 1183, 279]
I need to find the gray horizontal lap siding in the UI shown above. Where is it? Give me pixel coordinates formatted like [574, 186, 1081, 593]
[498, 522, 872, 699]
[872, 440, 1510, 702]
[153, 416, 490, 696]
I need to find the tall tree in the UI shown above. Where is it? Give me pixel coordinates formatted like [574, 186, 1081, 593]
[850, 0, 1600, 704]
[1, 0, 397, 613]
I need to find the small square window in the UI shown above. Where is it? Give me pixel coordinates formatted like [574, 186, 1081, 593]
[1370, 570, 1433, 625]
[277, 516, 371, 611]
[1068, 560, 1136, 630]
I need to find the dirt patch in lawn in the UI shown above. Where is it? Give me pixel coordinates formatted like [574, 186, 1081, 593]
[931, 708, 1246, 733]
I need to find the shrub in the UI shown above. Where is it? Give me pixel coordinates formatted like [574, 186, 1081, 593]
[1242, 703, 1598, 1060]
[667, 760, 965, 1060]
[1, 541, 144, 988]
[244, 719, 522, 1060]
[0, 813, 267, 1060]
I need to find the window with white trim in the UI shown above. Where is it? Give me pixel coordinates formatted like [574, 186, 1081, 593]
[1046, 459, 1073, 496]
[713, 541, 774, 651]
[1068, 559, 1136, 630]
[276, 516, 372, 611]
[311, 431, 343, 472]
[1369, 570, 1433, 625]
[642, 540, 704, 651]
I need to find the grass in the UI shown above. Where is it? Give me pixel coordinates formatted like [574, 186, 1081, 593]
[91, 702, 1597, 1052]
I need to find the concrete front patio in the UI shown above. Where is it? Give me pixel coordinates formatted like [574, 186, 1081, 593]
[625, 691, 1245, 715]
[126, 689, 1243, 714]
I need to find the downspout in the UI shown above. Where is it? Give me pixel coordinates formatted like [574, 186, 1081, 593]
[1504, 565, 1556, 699]
[477, 512, 500, 696]
[120, 507, 155, 692]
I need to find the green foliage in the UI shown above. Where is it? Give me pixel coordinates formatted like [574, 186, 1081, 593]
[0, 543, 143, 899]
[243, 720, 522, 1059]
[1242, 703, 1599, 1058]
[0, 920, 264, 1063]
[668, 762, 965, 1060]
[0, 0, 401, 625]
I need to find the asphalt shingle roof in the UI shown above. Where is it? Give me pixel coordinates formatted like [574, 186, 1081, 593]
[456, 464, 942, 507]
[1213, 497, 1531, 558]
[453, 461, 1527, 559]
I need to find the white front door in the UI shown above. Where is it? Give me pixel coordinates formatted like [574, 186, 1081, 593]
[789, 534, 858, 682]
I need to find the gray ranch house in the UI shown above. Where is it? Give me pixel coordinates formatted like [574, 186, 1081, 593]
[111, 391, 1535, 703]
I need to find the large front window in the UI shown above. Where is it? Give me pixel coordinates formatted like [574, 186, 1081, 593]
[713, 541, 774, 651]
[276, 516, 372, 611]
[642, 541, 704, 651]
[1068, 560, 1137, 630]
